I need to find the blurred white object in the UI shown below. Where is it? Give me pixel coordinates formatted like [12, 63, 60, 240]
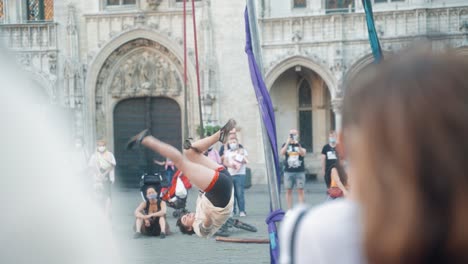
[0, 47, 120, 264]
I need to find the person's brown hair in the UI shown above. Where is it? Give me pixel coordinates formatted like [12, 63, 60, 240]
[176, 213, 195, 235]
[342, 51, 468, 264]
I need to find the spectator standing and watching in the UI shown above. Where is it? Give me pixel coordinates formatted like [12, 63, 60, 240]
[280, 129, 307, 209]
[224, 138, 249, 217]
[321, 131, 338, 188]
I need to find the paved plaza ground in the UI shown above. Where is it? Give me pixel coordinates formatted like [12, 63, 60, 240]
[111, 180, 327, 264]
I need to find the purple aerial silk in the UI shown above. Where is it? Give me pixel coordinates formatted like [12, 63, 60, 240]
[244, 7, 284, 264]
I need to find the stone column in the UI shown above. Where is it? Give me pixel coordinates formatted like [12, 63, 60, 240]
[332, 98, 343, 132]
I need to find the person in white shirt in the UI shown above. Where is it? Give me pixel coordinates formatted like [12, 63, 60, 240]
[224, 137, 249, 217]
[126, 119, 236, 238]
[88, 140, 116, 218]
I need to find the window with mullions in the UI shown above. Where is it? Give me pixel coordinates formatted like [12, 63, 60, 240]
[326, 0, 354, 14]
[293, 0, 306, 8]
[27, 0, 54, 21]
[375, 0, 405, 2]
[298, 79, 313, 152]
[107, 0, 136, 6]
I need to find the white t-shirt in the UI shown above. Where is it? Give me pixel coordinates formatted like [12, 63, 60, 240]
[279, 200, 364, 264]
[225, 148, 248, 175]
[193, 190, 234, 238]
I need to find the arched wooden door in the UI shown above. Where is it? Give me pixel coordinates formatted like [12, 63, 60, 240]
[113, 97, 182, 187]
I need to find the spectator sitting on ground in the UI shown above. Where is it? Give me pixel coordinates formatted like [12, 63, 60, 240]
[134, 186, 167, 239]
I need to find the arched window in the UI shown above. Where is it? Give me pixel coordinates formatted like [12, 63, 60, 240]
[27, 0, 54, 21]
[298, 79, 313, 151]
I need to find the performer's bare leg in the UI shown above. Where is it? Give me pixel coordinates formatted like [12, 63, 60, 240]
[184, 131, 223, 171]
[141, 137, 215, 191]
[131, 119, 236, 191]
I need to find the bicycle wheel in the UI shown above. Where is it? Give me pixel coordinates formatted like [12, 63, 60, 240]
[233, 219, 257, 232]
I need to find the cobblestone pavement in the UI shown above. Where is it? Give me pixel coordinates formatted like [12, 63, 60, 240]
[112, 181, 327, 264]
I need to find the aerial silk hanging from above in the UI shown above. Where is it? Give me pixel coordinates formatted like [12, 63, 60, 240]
[362, 0, 384, 62]
[244, 6, 284, 264]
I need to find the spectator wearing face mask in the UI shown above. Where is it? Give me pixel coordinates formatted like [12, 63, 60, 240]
[280, 129, 307, 209]
[224, 138, 249, 217]
[88, 140, 116, 218]
[321, 131, 338, 189]
[219, 128, 244, 166]
[133, 186, 168, 239]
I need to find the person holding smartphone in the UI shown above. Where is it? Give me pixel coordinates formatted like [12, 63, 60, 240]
[280, 129, 307, 209]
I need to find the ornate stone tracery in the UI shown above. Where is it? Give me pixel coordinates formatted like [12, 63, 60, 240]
[96, 38, 183, 100]
[94, 38, 184, 138]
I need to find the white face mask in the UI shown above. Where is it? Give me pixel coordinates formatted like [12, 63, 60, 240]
[97, 146, 106, 152]
[229, 143, 238, 150]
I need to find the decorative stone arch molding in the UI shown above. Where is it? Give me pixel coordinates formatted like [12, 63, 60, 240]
[344, 53, 379, 85]
[85, 28, 198, 150]
[264, 55, 337, 99]
[27, 70, 56, 104]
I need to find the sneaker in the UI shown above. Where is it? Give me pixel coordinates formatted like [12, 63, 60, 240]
[133, 232, 143, 239]
[219, 119, 237, 144]
[183, 139, 201, 153]
[239, 212, 246, 217]
[160, 232, 166, 239]
[126, 129, 150, 150]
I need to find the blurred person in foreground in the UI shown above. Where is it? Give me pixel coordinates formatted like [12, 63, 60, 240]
[280, 50, 468, 264]
[0, 48, 119, 263]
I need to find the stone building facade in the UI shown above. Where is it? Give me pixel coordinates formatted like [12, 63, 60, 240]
[0, 0, 467, 185]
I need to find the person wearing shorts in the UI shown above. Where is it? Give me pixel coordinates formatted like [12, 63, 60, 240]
[280, 129, 307, 209]
[126, 119, 237, 238]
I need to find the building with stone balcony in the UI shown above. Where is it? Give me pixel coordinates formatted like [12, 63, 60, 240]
[0, 0, 467, 186]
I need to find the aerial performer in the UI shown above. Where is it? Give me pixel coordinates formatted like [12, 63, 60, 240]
[126, 119, 237, 238]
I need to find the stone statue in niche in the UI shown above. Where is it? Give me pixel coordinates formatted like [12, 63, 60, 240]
[167, 66, 181, 96]
[154, 58, 164, 91]
[147, 54, 158, 86]
[123, 59, 137, 94]
[159, 58, 170, 94]
[111, 68, 124, 97]
[138, 51, 152, 91]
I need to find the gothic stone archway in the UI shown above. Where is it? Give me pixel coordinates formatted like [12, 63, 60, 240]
[94, 38, 185, 148]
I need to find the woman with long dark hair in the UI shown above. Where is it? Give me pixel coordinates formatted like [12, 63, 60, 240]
[280, 50, 468, 264]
